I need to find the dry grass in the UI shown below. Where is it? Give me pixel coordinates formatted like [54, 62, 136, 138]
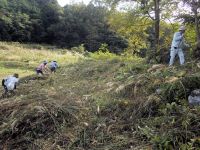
[1, 42, 200, 149]
[0, 51, 149, 149]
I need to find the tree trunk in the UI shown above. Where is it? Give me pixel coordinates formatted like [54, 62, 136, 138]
[154, 0, 160, 47]
[146, 0, 160, 63]
[194, 7, 200, 42]
[192, 0, 200, 42]
[191, 0, 200, 59]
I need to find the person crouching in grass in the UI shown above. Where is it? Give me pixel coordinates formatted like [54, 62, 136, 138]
[2, 73, 19, 97]
[36, 61, 50, 76]
[49, 60, 59, 73]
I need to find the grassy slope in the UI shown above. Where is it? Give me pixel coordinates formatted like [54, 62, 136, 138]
[0, 42, 81, 80]
[1, 42, 200, 149]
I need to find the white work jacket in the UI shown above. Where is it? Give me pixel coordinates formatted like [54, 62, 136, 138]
[171, 31, 185, 48]
[4, 76, 19, 91]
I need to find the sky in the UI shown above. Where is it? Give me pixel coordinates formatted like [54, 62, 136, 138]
[57, 0, 91, 6]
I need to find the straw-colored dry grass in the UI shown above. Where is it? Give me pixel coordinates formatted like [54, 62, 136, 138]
[0, 44, 150, 149]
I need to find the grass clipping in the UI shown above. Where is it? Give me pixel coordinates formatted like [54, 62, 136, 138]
[0, 97, 78, 149]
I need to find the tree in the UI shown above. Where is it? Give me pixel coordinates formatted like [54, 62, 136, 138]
[182, 0, 200, 42]
[108, 10, 151, 55]
[0, 0, 127, 52]
[102, 0, 179, 62]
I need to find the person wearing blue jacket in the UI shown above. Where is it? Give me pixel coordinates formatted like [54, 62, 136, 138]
[169, 26, 189, 66]
[49, 61, 59, 73]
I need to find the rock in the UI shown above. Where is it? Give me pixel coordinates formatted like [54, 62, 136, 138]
[188, 89, 200, 105]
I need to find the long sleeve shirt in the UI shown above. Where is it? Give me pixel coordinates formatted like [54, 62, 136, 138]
[50, 62, 58, 68]
[4, 76, 19, 90]
[171, 32, 184, 48]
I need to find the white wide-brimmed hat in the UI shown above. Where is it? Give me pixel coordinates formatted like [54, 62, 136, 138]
[179, 26, 186, 31]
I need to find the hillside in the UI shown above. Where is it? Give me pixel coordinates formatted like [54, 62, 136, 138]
[1, 42, 200, 149]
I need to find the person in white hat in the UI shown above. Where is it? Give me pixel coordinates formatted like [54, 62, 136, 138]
[169, 25, 189, 66]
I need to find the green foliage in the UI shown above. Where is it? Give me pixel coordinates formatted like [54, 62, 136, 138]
[98, 43, 109, 53]
[185, 24, 196, 47]
[0, 0, 198, 57]
[0, 0, 61, 43]
[108, 10, 149, 55]
[143, 102, 200, 149]
[71, 44, 85, 54]
[138, 125, 173, 149]
[90, 50, 119, 60]
[0, 0, 127, 53]
[162, 76, 200, 104]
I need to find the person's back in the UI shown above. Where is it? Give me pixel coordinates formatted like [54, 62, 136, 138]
[37, 63, 46, 70]
[50, 61, 58, 72]
[50, 61, 58, 68]
[171, 31, 184, 48]
[2, 73, 19, 96]
[4, 76, 19, 91]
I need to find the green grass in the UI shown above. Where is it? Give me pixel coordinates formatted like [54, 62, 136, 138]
[0, 42, 81, 79]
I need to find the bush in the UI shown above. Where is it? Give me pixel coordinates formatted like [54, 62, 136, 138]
[71, 44, 85, 54]
[163, 76, 200, 104]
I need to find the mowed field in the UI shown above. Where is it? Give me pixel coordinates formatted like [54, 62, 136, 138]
[2, 42, 200, 149]
[0, 42, 150, 149]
